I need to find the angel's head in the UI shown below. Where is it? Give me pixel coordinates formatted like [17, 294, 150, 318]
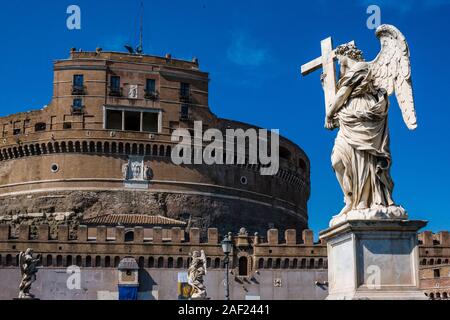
[335, 44, 365, 77]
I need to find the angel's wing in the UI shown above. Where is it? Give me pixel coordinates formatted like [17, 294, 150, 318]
[369, 24, 417, 130]
[19, 252, 26, 275]
[200, 250, 207, 274]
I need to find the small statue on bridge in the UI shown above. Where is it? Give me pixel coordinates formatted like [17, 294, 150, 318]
[18, 248, 40, 299]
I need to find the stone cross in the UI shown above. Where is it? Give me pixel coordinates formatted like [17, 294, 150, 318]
[301, 37, 355, 113]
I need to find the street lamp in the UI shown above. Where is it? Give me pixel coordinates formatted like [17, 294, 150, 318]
[221, 234, 232, 300]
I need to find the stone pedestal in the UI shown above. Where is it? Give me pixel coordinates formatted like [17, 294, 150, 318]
[319, 220, 427, 300]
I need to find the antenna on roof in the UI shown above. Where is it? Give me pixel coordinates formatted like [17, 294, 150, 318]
[124, 1, 144, 55]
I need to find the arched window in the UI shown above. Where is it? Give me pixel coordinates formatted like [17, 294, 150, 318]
[132, 144, 138, 155]
[159, 145, 165, 157]
[300, 258, 306, 269]
[66, 255, 73, 267]
[214, 258, 221, 269]
[239, 257, 248, 276]
[104, 142, 110, 153]
[125, 231, 134, 242]
[436, 292, 441, 300]
[429, 292, 435, 300]
[437, 259, 442, 265]
[153, 145, 158, 156]
[206, 258, 212, 268]
[6, 254, 12, 267]
[292, 258, 298, 269]
[429, 259, 434, 265]
[275, 258, 281, 269]
[56, 255, 63, 267]
[148, 257, 155, 268]
[258, 258, 264, 269]
[76, 256, 82, 267]
[283, 259, 290, 269]
[318, 258, 324, 269]
[114, 256, 121, 268]
[421, 258, 427, 266]
[168, 257, 174, 268]
[95, 256, 102, 267]
[309, 258, 315, 269]
[85, 256, 92, 267]
[105, 256, 111, 268]
[267, 258, 273, 269]
[46, 255, 53, 267]
[177, 257, 184, 269]
[145, 144, 151, 155]
[157, 257, 164, 268]
[138, 257, 145, 268]
[443, 292, 448, 300]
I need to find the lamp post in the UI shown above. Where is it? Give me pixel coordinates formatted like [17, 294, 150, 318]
[221, 234, 232, 301]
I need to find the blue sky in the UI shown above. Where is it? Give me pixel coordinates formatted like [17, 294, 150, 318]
[0, 0, 449, 235]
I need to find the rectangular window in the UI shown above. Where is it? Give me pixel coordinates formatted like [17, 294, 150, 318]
[434, 269, 440, 278]
[73, 98, 83, 110]
[73, 75, 84, 87]
[142, 112, 159, 133]
[180, 104, 189, 120]
[146, 79, 156, 93]
[111, 76, 120, 89]
[110, 76, 121, 96]
[63, 122, 72, 130]
[105, 110, 123, 130]
[180, 82, 190, 99]
[124, 111, 141, 131]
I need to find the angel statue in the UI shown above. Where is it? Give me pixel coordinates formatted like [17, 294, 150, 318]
[18, 248, 41, 299]
[187, 250, 208, 300]
[320, 24, 417, 227]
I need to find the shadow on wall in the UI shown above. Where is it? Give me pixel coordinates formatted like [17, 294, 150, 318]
[138, 269, 158, 300]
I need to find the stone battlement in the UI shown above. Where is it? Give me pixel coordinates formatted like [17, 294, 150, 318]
[0, 225, 327, 271]
[418, 231, 450, 247]
[0, 224, 321, 247]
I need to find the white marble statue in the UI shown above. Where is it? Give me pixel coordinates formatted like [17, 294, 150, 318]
[188, 250, 207, 300]
[18, 248, 40, 299]
[307, 25, 417, 227]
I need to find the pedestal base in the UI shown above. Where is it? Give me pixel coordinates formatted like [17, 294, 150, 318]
[320, 220, 427, 300]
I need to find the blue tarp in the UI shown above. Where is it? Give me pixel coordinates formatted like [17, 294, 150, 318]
[118, 286, 138, 300]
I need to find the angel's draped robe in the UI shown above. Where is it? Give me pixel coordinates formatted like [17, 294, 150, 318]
[332, 61, 395, 211]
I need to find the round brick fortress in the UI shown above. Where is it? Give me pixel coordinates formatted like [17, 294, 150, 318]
[0, 50, 310, 238]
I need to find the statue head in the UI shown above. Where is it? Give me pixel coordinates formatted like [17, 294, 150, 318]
[335, 43, 365, 62]
[335, 44, 364, 78]
[25, 248, 33, 256]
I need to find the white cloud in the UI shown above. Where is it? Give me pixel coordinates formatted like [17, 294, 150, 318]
[227, 32, 269, 67]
